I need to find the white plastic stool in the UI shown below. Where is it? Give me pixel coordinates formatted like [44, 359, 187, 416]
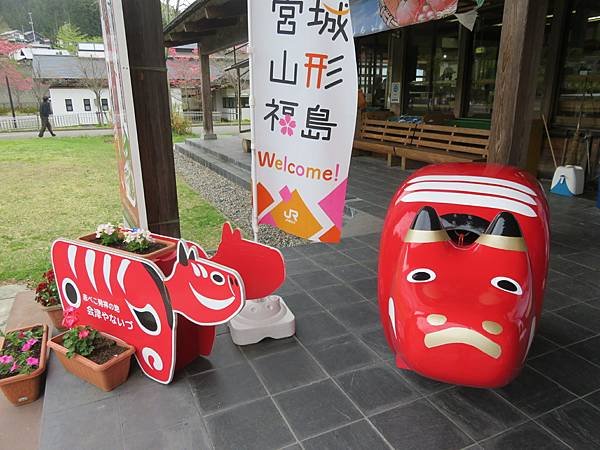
[550, 165, 584, 196]
[228, 295, 295, 345]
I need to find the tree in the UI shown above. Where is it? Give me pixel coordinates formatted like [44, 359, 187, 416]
[167, 58, 201, 111]
[77, 56, 107, 125]
[56, 23, 87, 54]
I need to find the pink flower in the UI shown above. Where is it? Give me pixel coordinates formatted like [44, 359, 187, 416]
[10, 362, 19, 373]
[26, 357, 39, 367]
[279, 114, 296, 136]
[78, 329, 90, 339]
[0, 355, 14, 364]
[21, 338, 38, 352]
[62, 307, 79, 328]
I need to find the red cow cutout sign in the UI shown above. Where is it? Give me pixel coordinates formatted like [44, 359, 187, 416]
[51, 223, 285, 384]
[379, 163, 550, 388]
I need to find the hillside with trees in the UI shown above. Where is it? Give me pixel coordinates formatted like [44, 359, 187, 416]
[0, 0, 101, 41]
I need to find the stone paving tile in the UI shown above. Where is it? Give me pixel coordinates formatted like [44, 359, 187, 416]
[277, 291, 324, 317]
[584, 390, 600, 408]
[526, 335, 559, 359]
[0, 284, 27, 300]
[479, 421, 569, 449]
[290, 270, 341, 289]
[205, 398, 295, 450]
[567, 335, 600, 366]
[122, 419, 211, 450]
[528, 349, 600, 396]
[370, 399, 473, 449]
[306, 334, 380, 376]
[294, 311, 347, 344]
[537, 312, 595, 345]
[302, 420, 390, 450]
[307, 284, 366, 309]
[189, 362, 267, 415]
[348, 277, 378, 299]
[359, 328, 395, 360]
[428, 387, 527, 441]
[240, 335, 299, 359]
[309, 251, 356, 269]
[335, 363, 418, 415]
[274, 379, 361, 440]
[328, 263, 376, 283]
[329, 301, 381, 331]
[252, 347, 326, 394]
[537, 400, 600, 449]
[555, 303, 600, 333]
[494, 366, 575, 417]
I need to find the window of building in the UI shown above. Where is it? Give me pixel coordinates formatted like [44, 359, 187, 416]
[555, 0, 600, 128]
[222, 97, 236, 109]
[406, 22, 459, 115]
[83, 99, 91, 111]
[65, 99, 73, 112]
[241, 97, 250, 108]
[101, 98, 109, 111]
[356, 33, 389, 108]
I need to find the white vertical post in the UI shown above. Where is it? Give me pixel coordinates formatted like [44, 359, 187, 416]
[247, 0, 259, 242]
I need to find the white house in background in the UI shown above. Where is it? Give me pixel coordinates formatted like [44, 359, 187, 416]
[214, 87, 251, 121]
[77, 43, 105, 58]
[11, 46, 70, 61]
[33, 54, 111, 124]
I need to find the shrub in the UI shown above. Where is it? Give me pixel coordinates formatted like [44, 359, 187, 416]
[171, 112, 191, 135]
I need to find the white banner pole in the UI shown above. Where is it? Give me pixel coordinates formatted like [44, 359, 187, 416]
[247, 0, 259, 243]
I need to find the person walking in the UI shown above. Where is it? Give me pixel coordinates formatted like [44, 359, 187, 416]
[38, 95, 56, 137]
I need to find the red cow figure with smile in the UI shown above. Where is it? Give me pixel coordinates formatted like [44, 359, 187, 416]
[379, 163, 549, 388]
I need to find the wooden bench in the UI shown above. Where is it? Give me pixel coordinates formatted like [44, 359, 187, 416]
[353, 119, 489, 168]
[395, 124, 489, 167]
[353, 119, 415, 166]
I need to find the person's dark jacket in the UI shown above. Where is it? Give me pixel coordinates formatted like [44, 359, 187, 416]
[39, 101, 52, 118]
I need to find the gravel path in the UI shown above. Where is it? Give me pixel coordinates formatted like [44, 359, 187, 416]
[174, 151, 307, 248]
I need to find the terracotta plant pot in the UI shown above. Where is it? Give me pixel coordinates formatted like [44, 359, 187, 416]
[78, 232, 176, 261]
[39, 303, 67, 331]
[48, 331, 135, 392]
[0, 324, 49, 406]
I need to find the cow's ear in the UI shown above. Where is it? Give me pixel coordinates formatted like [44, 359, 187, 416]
[177, 241, 189, 266]
[221, 222, 233, 239]
[188, 246, 199, 261]
[404, 206, 449, 243]
[476, 212, 527, 252]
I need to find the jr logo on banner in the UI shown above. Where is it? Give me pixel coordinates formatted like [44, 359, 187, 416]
[249, 0, 358, 243]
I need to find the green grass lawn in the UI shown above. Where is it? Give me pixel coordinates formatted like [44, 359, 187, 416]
[0, 136, 226, 283]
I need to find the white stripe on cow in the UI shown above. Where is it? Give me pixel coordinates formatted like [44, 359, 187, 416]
[103, 254, 112, 295]
[117, 259, 131, 293]
[142, 347, 164, 371]
[407, 175, 537, 196]
[397, 191, 537, 217]
[388, 297, 396, 337]
[85, 250, 97, 291]
[405, 181, 537, 205]
[67, 245, 77, 277]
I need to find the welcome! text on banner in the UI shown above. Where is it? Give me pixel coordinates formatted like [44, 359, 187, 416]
[249, 0, 358, 243]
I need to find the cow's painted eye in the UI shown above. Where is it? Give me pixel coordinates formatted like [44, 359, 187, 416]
[126, 301, 162, 336]
[407, 268, 436, 283]
[210, 271, 225, 285]
[62, 278, 81, 307]
[491, 277, 523, 295]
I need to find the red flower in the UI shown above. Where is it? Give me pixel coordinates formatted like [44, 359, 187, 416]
[62, 307, 78, 329]
[78, 329, 90, 339]
[36, 282, 48, 292]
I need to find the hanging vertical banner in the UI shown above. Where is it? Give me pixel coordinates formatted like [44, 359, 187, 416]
[99, 0, 148, 229]
[249, 0, 358, 243]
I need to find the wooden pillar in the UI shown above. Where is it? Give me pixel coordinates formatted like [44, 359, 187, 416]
[390, 30, 408, 116]
[199, 51, 217, 140]
[454, 25, 473, 119]
[541, 0, 570, 122]
[122, 0, 180, 237]
[488, 0, 549, 167]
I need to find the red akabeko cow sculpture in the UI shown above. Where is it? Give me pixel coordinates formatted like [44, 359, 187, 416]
[378, 163, 550, 388]
[51, 224, 285, 384]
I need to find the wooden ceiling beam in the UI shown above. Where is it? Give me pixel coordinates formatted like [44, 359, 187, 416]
[183, 17, 239, 32]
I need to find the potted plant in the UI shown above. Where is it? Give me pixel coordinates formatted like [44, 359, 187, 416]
[33, 269, 66, 331]
[47, 308, 135, 392]
[0, 324, 49, 406]
[78, 223, 175, 261]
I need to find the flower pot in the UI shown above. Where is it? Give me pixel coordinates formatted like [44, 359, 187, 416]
[48, 331, 135, 392]
[39, 303, 67, 331]
[0, 324, 49, 406]
[78, 232, 176, 261]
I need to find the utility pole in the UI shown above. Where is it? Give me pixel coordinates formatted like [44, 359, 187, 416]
[5, 76, 17, 129]
[28, 12, 36, 43]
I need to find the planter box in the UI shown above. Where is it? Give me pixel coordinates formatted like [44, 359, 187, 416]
[78, 232, 176, 261]
[39, 303, 67, 331]
[0, 324, 49, 406]
[48, 331, 135, 392]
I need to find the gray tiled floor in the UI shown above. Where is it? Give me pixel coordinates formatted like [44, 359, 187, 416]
[39, 157, 600, 449]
